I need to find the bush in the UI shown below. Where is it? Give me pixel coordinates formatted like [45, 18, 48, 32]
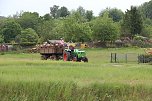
[132, 35, 152, 48]
[138, 54, 152, 63]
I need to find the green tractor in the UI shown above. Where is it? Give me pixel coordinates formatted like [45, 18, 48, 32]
[63, 48, 88, 62]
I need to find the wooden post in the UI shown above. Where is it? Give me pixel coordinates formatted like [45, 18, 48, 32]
[125, 54, 127, 63]
[111, 53, 113, 63]
[115, 53, 117, 63]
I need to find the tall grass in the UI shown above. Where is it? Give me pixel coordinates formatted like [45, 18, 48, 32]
[0, 48, 152, 100]
[1, 82, 152, 101]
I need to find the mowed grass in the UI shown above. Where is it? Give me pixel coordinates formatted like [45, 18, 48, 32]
[0, 48, 152, 100]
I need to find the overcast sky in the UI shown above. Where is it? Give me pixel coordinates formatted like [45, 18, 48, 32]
[0, 0, 150, 17]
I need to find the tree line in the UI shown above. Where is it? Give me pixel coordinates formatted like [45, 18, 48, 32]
[0, 0, 152, 47]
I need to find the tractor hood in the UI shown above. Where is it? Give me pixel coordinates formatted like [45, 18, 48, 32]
[74, 49, 85, 53]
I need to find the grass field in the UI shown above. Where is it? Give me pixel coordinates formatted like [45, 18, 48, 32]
[0, 48, 152, 101]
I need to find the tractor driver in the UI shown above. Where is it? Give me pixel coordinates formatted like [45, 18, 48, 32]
[60, 38, 65, 46]
[69, 45, 75, 52]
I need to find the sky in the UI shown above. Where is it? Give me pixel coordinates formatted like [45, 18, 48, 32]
[0, 0, 151, 17]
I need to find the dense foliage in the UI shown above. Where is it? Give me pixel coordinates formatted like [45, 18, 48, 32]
[122, 6, 143, 38]
[15, 28, 39, 46]
[0, 0, 152, 47]
[139, 0, 152, 19]
[92, 12, 120, 44]
[99, 8, 124, 22]
[1, 20, 21, 43]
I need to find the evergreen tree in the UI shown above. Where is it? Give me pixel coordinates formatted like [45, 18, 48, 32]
[139, 0, 152, 19]
[122, 6, 143, 37]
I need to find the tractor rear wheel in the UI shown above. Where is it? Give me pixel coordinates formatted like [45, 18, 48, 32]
[72, 57, 77, 62]
[82, 57, 88, 62]
[63, 51, 70, 61]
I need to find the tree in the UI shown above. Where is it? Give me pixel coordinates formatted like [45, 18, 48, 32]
[1, 20, 21, 43]
[0, 18, 7, 29]
[57, 6, 69, 17]
[16, 28, 39, 45]
[142, 24, 152, 37]
[43, 14, 52, 21]
[92, 12, 120, 45]
[51, 19, 65, 40]
[109, 8, 124, 22]
[121, 9, 132, 37]
[139, 0, 152, 19]
[0, 18, 6, 43]
[62, 15, 92, 42]
[77, 6, 86, 17]
[99, 8, 124, 22]
[17, 12, 39, 30]
[50, 5, 69, 18]
[50, 5, 59, 18]
[143, 18, 152, 26]
[36, 19, 56, 42]
[85, 10, 94, 21]
[70, 10, 87, 23]
[0, 33, 4, 43]
[141, 18, 152, 37]
[74, 23, 92, 42]
[122, 6, 143, 37]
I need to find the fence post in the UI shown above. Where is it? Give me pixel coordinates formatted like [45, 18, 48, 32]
[115, 53, 117, 63]
[138, 54, 139, 64]
[125, 54, 127, 63]
[111, 53, 113, 63]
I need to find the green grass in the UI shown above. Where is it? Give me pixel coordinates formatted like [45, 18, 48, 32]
[0, 48, 152, 100]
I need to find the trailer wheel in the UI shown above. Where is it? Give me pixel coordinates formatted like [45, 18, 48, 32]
[50, 55, 57, 60]
[41, 55, 47, 60]
[63, 51, 70, 61]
